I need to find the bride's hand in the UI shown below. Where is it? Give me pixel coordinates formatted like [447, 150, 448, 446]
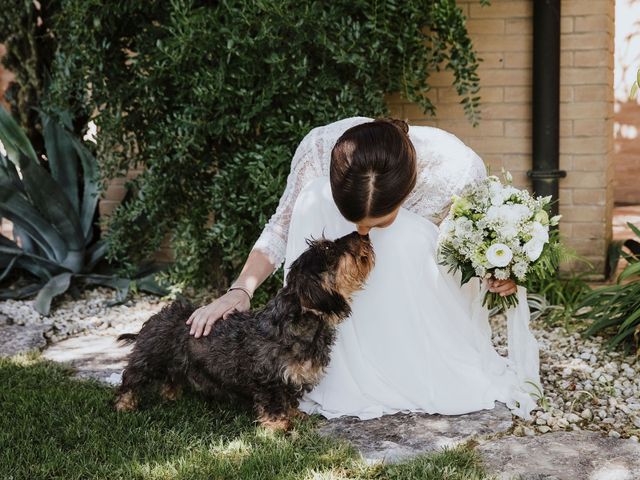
[487, 277, 517, 296]
[186, 290, 251, 338]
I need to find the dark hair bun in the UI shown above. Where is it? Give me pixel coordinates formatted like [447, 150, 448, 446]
[375, 116, 409, 135]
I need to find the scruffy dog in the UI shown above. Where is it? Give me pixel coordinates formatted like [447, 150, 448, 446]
[114, 231, 375, 430]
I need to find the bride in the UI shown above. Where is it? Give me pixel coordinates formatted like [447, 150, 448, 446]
[186, 116, 542, 420]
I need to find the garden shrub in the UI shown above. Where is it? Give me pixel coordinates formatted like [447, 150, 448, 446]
[5, 0, 486, 295]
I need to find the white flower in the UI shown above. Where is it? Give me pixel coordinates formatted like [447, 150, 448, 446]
[486, 243, 513, 267]
[531, 221, 549, 243]
[498, 224, 519, 240]
[512, 261, 528, 280]
[493, 268, 511, 280]
[523, 239, 545, 261]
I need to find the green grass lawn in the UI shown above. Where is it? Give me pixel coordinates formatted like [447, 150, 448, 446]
[0, 354, 494, 480]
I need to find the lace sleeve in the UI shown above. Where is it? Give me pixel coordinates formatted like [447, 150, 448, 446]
[251, 128, 322, 270]
[406, 126, 488, 226]
[458, 148, 488, 191]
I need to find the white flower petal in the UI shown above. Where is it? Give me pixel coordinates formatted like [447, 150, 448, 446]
[486, 243, 513, 267]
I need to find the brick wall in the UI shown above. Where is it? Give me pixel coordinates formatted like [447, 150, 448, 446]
[386, 0, 615, 276]
[613, 0, 640, 205]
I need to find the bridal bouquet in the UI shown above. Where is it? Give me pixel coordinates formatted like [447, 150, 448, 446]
[437, 171, 563, 311]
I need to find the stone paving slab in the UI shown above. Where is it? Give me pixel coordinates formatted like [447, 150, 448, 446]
[316, 403, 513, 463]
[0, 324, 48, 357]
[41, 324, 143, 384]
[476, 430, 640, 480]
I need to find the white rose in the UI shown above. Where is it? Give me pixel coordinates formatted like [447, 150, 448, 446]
[523, 238, 545, 261]
[486, 243, 513, 267]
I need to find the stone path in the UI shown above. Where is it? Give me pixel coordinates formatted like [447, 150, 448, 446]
[316, 404, 513, 463]
[477, 431, 640, 480]
[3, 290, 640, 479]
[41, 326, 141, 383]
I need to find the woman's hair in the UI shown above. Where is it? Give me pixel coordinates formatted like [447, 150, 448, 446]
[329, 117, 417, 223]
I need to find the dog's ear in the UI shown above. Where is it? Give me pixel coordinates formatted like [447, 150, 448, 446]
[296, 275, 351, 317]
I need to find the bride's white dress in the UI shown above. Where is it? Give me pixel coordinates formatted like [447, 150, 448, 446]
[252, 116, 542, 420]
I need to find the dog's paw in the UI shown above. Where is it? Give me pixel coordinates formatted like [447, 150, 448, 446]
[258, 414, 293, 432]
[114, 391, 138, 412]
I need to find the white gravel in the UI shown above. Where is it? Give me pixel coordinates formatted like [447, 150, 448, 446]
[0, 286, 170, 344]
[489, 314, 640, 440]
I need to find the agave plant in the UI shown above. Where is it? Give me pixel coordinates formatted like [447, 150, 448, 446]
[578, 222, 640, 353]
[0, 106, 168, 315]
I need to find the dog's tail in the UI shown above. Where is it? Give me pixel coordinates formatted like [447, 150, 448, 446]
[117, 333, 138, 344]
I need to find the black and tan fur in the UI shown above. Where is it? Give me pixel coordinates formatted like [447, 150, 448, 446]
[114, 231, 375, 431]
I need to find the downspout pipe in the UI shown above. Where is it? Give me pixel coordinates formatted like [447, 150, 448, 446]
[528, 0, 566, 218]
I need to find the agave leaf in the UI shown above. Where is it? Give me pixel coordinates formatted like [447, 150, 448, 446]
[41, 110, 80, 215]
[68, 135, 100, 244]
[0, 152, 23, 191]
[11, 224, 40, 255]
[85, 239, 107, 272]
[0, 237, 53, 281]
[628, 222, 640, 239]
[14, 256, 57, 281]
[0, 106, 38, 165]
[0, 282, 44, 300]
[135, 272, 170, 296]
[0, 254, 19, 282]
[0, 244, 63, 271]
[76, 273, 131, 306]
[0, 182, 67, 261]
[0, 107, 84, 254]
[34, 272, 73, 315]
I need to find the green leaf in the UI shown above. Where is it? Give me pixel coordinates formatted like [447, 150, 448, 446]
[0, 124, 85, 265]
[0, 254, 20, 282]
[41, 111, 80, 216]
[619, 261, 640, 283]
[136, 272, 170, 296]
[0, 182, 68, 261]
[84, 240, 107, 272]
[631, 82, 639, 100]
[68, 135, 100, 243]
[34, 272, 74, 315]
[627, 222, 640, 239]
[0, 282, 44, 300]
[0, 106, 38, 165]
[76, 274, 131, 306]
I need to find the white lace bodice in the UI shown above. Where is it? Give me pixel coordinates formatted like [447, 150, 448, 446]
[252, 116, 487, 269]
